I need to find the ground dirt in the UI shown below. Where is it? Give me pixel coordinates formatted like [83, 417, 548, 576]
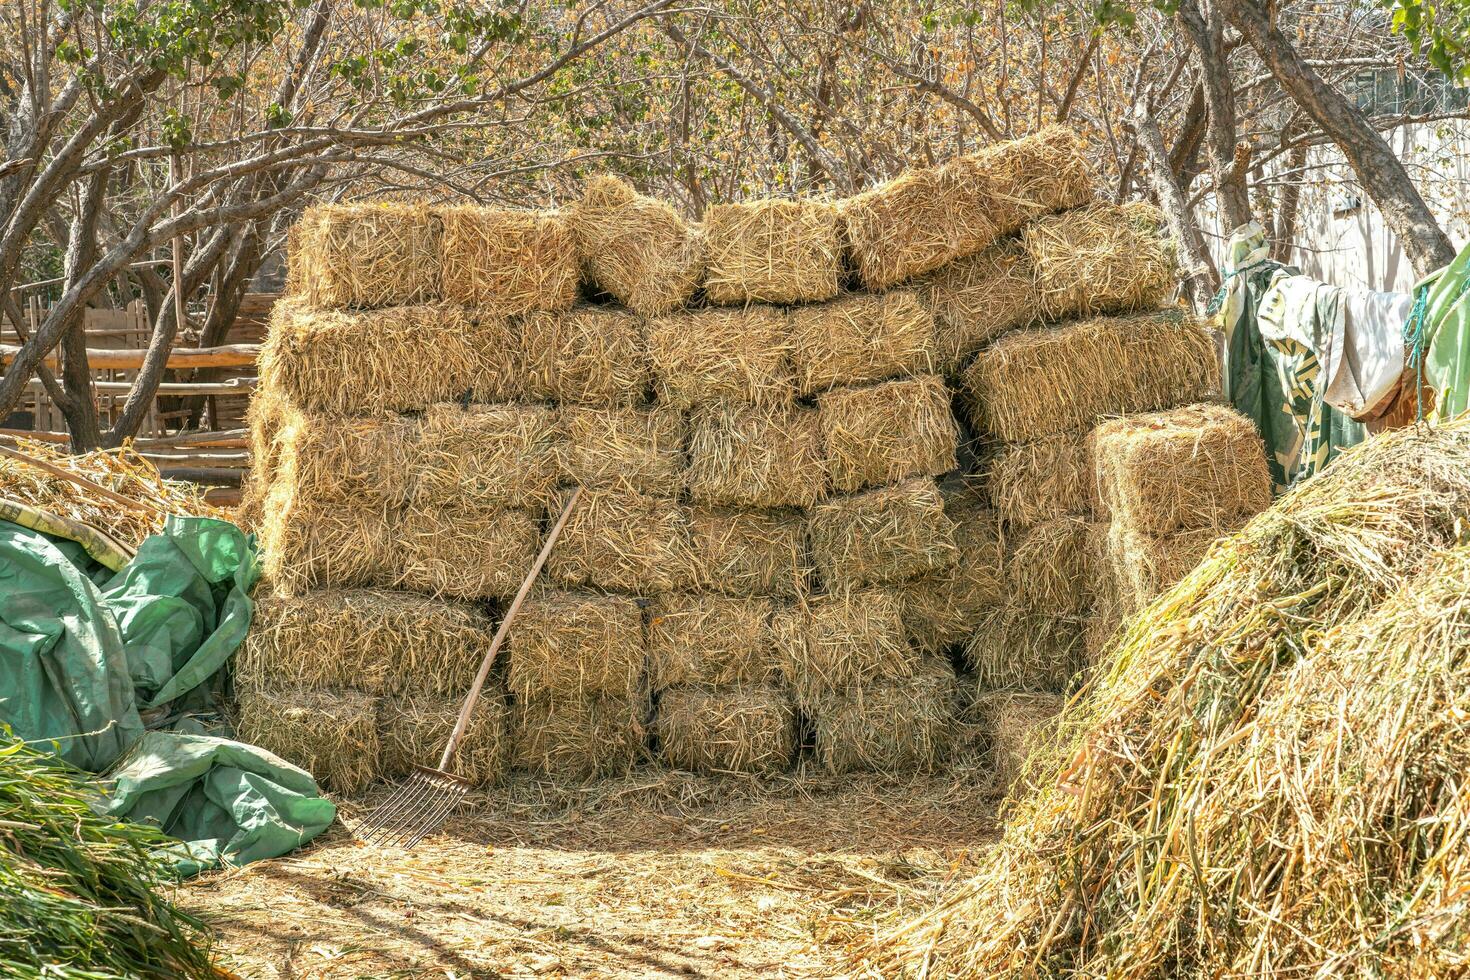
[181, 767, 999, 979]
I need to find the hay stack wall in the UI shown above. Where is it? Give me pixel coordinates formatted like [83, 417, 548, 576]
[244, 127, 1249, 793]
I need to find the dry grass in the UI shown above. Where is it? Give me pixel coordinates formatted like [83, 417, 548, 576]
[512, 694, 648, 781]
[774, 587, 919, 706]
[701, 198, 842, 305]
[657, 684, 797, 775]
[1022, 201, 1174, 319]
[901, 499, 1005, 654]
[270, 407, 418, 507]
[1108, 522, 1226, 613]
[571, 174, 703, 315]
[292, 203, 441, 309]
[438, 206, 578, 314]
[1006, 516, 1095, 617]
[262, 302, 479, 415]
[789, 291, 936, 395]
[686, 402, 828, 508]
[913, 240, 1041, 375]
[967, 689, 1064, 791]
[645, 306, 794, 409]
[817, 375, 959, 493]
[979, 124, 1096, 231]
[558, 404, 686, 495]
[989, 433, 1093, 528]
[464, 311, 526, 403]
[1091, 402, 1272, 535]
[397, 500, 539, 600]
[963, 604, 1084, 692]
[413, 402, 561, 509]
[811, 661, 956, 774]
[686, 505, 810, 598]
[255, 485, 396, 595]
[378, 691, 509, 788]
[508, 589, 646, 700]
[962, 310, 1220, 442]
[807, 478, 958, 589]
[235, 687, 381, 795]
[647, 593, 779, 689]
[517, 307, 649, 407]
[546, 488, 697, 594]
[237, 588, 496, 697]
[242, 383, 288, 526]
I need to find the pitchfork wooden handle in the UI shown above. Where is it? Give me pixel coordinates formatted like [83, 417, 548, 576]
[438, 487, 582, 770]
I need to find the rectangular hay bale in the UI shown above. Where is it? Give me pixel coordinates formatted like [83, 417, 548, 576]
[686, 402, 828, 508]
[647, 593, 779, 689]
[774, 587, 919, 706]
[438, 206, 579, 314]
[790, 291, 936, 394]
[236, 687, 381, 795]
[378, 691, 509, 788]
[516, 307, 649, 407]
[508, 589, 646, 699]
[686, 506, 810, 598]
[646, 306, 794, 409]
[701, 198, 842, 305]
[414, 402, 561, 509]
[807, 478, 959, 589]
[1006, 516, 1095, 618]
[256, 485, 396, 595]
[512, 694, 646, 780]
[901, 503, 1004, 653]
[292, 203, 441, 309]
[1021, 201, 1174, 320]
[558, 405, 686, 495]
[546, 489, 696, 594]
[1108, 523, 1222, 613]
[269, 408, 418, 508]
[817, 375, 959, 492]
[571, 175, 704, 316]
[657, 684, 796, 775]
[962, 604, 1084, 692]
[811, 662, 955, 774]
[913, 240, 1040, 375]
[397, 501, 540, 600]
[989, 434, 1093, 528]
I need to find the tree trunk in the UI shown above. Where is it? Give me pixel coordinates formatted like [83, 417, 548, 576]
[57, 167, 110, 450]
[1129, 100, 1218, 312]
[1174, 0, 1253, 231]
[1221, 0, 1456, 276]
[1272, 138, 1308, 264]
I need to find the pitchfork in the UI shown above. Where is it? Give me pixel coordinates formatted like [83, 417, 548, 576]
[356, 487, 582, 848]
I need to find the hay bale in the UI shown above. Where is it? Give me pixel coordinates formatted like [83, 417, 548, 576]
[647, 593, 778, 689]
[414, 402, 561, 509]
[808, 478, 958, 589]
[271, 409, 418, 507]
[913, 241, 1040, 374]
[701, 198, 842, 305]
[962, 311, 1220, 442]
[790, 291, 937, 394]
[686, 506, 809, 598]
[818, 375, 959, 493]
[464, 311, 525, 404]
[507, 589, 646, 699]
[811, 662, 955, 774]
[774, 587, 918, 706]
[378, 692, 509, 787]
[546, 488, 696, 594]
[977, 125, 1095, 232]
[236, 687, 380, 795]
[262, 302, 479, 415]
[570, 175, 703, 315]
[901, 502, 1004, 653]
[438, 206, 578, 314]
[686, 402, 828, 509]
[243, 384, 289, 523]
[646, 306, 794, 409]
[1022, 201, 1174, 319]
[989, 434, 1093, 529]
[237, 588, 495, 696]
[517, 307, 648, 407]
[1007, 516, 1095, 617]
[968, 689, 1064, 790]
[1108, 523, 1223, 613]
[256, 485, 396, 595]
[292, 203, 441, 309]
[558, 405, 686, 495]
[397, 501, 539, 600]
[1091, 403, 1272, 536]
[512, 694, 646, 780]
[963, 605, 1084, 692]
[657, 684, 796, 775]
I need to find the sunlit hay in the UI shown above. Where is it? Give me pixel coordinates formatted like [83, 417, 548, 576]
[978, 124, 1096, 233]
[867, 419, 1470, 980]
[570, 174, 703, 315]
[272, 408, 418, 507]
[647, 593, 779, 690]
[546, 488, 697, 594]
[516, 307, 648, 407]
[397, 501, 539, 600]
[790, 291, 936, 395]
[558, 405, 686, 495]
[817, 374, 959, 493]
[686, 506, 810, 598]
[263, 302, 479, 415]
[989, 433, 1093, 528]
[901, 500, 1004, 654]
[242, 384, 288, 526]
[256, 483, 396, 595]
[811, 660, 956, 774]
[913, 240, 1040, 374]
[464, 310, 525, 404]
[1084, 520, 1124, 660]
[774, 587, 919, 707]
[414, 402, 561, 510]
[969, 689, 1064, 792]
[1108, 523, 1227, 614]
[292, 203, 441, 309]
[807, 478, 959, 589]
[512, 694, 647, 781]
[507, 589, 645, 700]
[658, 684, 796, 775]
[962, 310, 1220, 442]
[701, 198, 842, 305]
[236, 687, 381, 795]
[1022, 200, 1174, 319]
[645, 306, 794, 409]
[1091, 402, 1272, 536]
[378, 691, 509, 788]
[963, 604, 1085, 692]
[1007, 516, 1095, 617]
[237, 588, 495, 696]
[438, 206, 578, 314]
[685, 402, 828, 508]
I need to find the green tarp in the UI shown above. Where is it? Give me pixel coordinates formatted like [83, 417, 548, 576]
[1422, 242, 1470, 422]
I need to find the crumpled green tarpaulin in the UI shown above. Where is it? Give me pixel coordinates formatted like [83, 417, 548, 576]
[1422, 242, 1470, 422]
